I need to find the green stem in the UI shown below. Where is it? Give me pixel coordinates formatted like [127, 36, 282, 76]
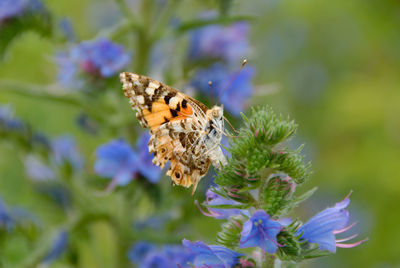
[262, 254, 276, 268]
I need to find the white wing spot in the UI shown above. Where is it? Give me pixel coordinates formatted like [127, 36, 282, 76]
[149, 81, 160, 89]
[145, 87, 155, 95]
[137, 95, 145, 104]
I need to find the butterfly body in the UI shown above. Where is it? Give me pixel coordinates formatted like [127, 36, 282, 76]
[120, 72, 226, 193]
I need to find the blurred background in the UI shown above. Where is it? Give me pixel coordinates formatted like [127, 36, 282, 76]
[1, 0, 399, 267]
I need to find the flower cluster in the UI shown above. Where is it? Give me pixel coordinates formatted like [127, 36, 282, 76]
[0, 0, 45, 22]
[24, 135, 83, 181]
[94, 133, 161, 189]
[128, 241, 194, 268]
[187, 17, 254, 115]
[57, 38, 131, 88]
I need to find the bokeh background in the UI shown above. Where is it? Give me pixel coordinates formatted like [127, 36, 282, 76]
[1, 0, 399, 267]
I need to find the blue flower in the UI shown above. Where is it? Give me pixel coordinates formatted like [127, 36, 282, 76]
[182, 239, 242, 268]
[0, 198, 15, 231]
[295, 193, 367, 253]
[135, 133, 162, 183]
[24, 155, 55, 181]
[239, 210, 282, 255]
[0, 104, 25, 132]
[197, 188, 244, 219]
[51, 135, 83, 170]
[188, 20, 249, 63]
[128, 242, 193, 268]
[94, 139, 138, 187]
[0, 0, 44, 21]
[191, 63, 254, 115]
[0, 198, 38, 232]
[128, 241, 157, 264]
[57, 38, 130, 87]
[41, 230, 68, 265]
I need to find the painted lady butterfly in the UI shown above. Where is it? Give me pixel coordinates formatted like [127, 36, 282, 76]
[120, 72, 227, 194]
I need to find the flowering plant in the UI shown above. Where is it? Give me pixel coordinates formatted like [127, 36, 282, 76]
[0, 0, 367, 267]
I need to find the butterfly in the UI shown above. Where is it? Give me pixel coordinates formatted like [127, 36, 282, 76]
[120, 72, 227, 194]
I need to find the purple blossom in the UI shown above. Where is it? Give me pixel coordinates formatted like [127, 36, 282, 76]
[135, 133, 162, 183]
[295, 193, 367, 253]
[188, 21, 249, 63]
[41, 230, 68, 265]
[94, 139, 138, 187]
[182, 239, 242, 268]
[191, 63, 254, 115]
[239, 210, 282, 256]
[57, 38, 130, 87]
[196, 189, 243, 219]
[0, 0, 44, 21]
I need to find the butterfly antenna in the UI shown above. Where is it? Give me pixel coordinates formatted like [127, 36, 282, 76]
[208, 81, 216, 104]
[216, 59, 247, 105]
[223, 116, 240, 134]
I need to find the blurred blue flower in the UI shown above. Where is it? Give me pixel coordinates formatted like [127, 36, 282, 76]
[129, 242, 193, 268]
[0, 104, 25, 132]
[76, 113, 98, 135]
[197, 188, 243, 219]
[58, 18, 76, 41]
[296, 193, 367, 253]
[188, 20, 249, 63]
[51, 135, 83, 170]
[41, 230, 68, 265]
[128, 241, 157, 264]
[135, 133, 162, 183]
[182, 239, 241, 268]
[0, 0, 44, 21]
[191, 63, 254, 115]
[0, 198, 39, 232]
[57, 38, 130, 87]
[24, 155, 55, 181]
[239, 210, 282, 255]
[0, 198, 15, 231]
[94, 139, 138, 186]
[24, 135, 82, 181]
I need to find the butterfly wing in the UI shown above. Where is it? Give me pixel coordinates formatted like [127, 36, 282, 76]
[120, 72, 211, 193]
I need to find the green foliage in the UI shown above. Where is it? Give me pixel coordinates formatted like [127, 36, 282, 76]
[216, 215, 245, 249]
[0, 11, 52, 59]
[215, 106, 311, 193]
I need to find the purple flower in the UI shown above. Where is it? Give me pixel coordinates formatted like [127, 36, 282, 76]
[51, 135, 83, 170]
[191, 63, 254, 115]
[196, 189, 243, 219]
[135, 133, 162, 183]
[41, 231, 68, 265]
[188, 20, 249, 63]
[182, 239, 242, 268]
[0, 0, 44, 21]
[94, 139, 138, 187]
[295, 193, 367, 253]
[57, 38, 130, 87]
[239, 210, 282, 255]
